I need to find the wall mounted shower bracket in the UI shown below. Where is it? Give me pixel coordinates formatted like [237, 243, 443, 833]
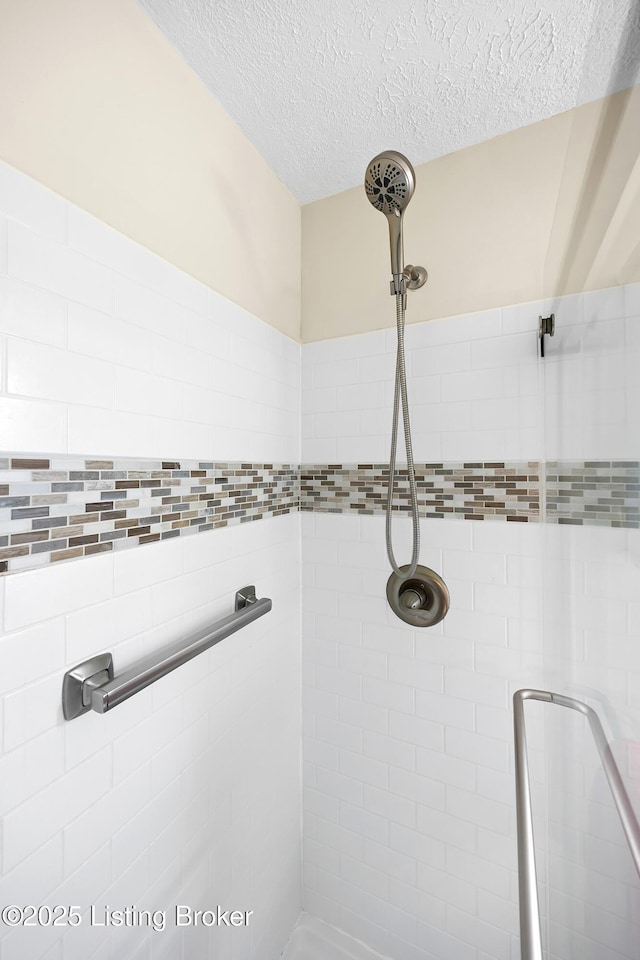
[403, 264, 427, 290]
[389, 265, 428, 297]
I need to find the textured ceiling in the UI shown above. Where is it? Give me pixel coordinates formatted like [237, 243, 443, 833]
[137, 0, 639, 203]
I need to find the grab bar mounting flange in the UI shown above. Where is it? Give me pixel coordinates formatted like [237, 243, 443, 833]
[235, 584, 257, 610]
[62, 652, 114, 721]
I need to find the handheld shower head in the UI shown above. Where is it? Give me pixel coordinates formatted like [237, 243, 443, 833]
[365, 151, 416, 216]
[364, 151, 416, 285]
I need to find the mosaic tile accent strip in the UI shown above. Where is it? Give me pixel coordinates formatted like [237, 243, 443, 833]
[1, 456, 636, 574]
[546, 461, 640, 528]
[300, 462, 541, 522]
[0, 456, 298, 575]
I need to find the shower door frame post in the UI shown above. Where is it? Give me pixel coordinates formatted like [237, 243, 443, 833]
[513, 688, 548, 960]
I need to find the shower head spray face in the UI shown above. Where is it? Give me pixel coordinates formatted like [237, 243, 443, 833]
[364, 151, 416, 217]
[364, 151, 416, 284]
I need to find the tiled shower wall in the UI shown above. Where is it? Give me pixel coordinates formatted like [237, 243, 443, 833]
[2, 155, 639, 960]
[0, 160, 302, 960]
[301, 285, 640, 959]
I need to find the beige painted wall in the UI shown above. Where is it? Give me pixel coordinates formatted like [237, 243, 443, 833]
[1, 2, 637, 345]
[302, 86, 640, 342]
[0, 0, 301, 340]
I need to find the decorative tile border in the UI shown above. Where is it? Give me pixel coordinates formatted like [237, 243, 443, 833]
[300, 462, 541, 522]
[0, 456, 298, 575]
[546, 461, 640, 527]
[0, 455, 636, 575]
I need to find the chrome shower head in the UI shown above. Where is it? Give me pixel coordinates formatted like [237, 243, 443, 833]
[364, 151, 416, 286]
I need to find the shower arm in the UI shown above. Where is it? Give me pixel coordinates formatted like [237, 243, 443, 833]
[513, 688, 640, 960]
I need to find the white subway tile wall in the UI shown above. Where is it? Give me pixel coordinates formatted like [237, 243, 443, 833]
[0, 160, 302, 960]
[301, 512, 547, 960]
[1, 515, 303, 960]
[541, 523, 640, 960]
[301, 288, 640, 959]
[0, 165, 300, 466]
[302, 285, 640, 465]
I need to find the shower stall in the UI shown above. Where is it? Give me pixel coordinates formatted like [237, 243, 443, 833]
[0, 2, 639, 960]
[299, 256, 640, 959]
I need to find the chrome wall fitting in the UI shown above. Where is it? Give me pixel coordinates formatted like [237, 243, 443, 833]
[388, 264, 428, 298]
[235, 584, 258, 609]
[386, 564, 450, 627]
[62, 652, 114, 721]
[403, 264, 427, 290]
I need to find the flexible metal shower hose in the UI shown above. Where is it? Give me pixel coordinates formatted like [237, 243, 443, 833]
[386, 292, 420, 580]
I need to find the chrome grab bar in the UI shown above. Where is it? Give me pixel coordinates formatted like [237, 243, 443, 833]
[62, 586, 272, 720]
[513, 689, 640, 960]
